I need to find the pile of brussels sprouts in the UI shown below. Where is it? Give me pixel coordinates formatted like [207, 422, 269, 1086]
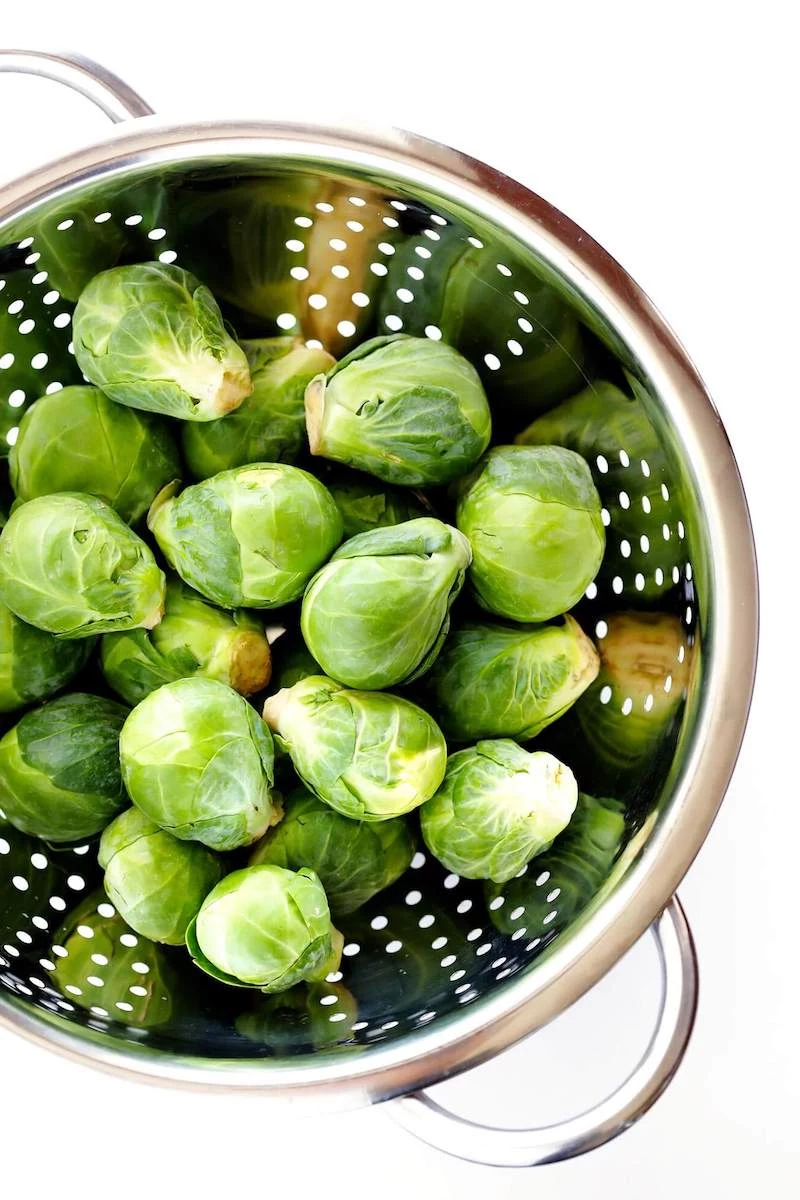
[0, 260, 625, 998]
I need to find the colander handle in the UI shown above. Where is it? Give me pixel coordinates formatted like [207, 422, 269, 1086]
[0, 50, 153, 122]
[391, 896, 697, 1167]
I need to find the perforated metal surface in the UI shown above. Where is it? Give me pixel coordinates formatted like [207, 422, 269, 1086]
[0, 145, 722, 1088]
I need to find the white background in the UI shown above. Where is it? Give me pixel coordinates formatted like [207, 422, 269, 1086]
[1, 3, 797, 1195]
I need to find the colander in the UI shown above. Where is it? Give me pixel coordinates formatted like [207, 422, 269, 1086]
[0, 50, 758, 1168]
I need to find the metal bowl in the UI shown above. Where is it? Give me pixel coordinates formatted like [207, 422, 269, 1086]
[0, 51, 757, 1166]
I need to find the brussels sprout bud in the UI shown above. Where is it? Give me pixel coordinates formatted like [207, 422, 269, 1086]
[148, 465, 343, 610]
[0, 601, 93, 714]
[186, 864, 335, 991]
[420, 741, 578, 883]
[49, 890, 180, 1028]
[99, 807, 224, 945]
[182, 337, 335, 479]
[119, 677, 278, 851]
[0, 693, 128, 842]
[325, 468, 431, 538]
[72, 263, 252, 421]
[0, 493, 166, 638]
[305, 335, 492, 486]
[422, 615, 599, 741]
[101, 575, 271, 706]
[516, 382, 682, 599]
[456, 445, 605, 622]
[263, 675, 447, 821]
[250, 786, 415, 915]
[9, 386, 181, 524]
[301, 518, 471, 690]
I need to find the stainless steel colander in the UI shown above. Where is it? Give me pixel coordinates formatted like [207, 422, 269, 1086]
[0, 50, 758, 1168]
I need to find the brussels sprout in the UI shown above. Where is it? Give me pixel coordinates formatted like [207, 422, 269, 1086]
[484, 793, 627, 939]
[422, 615, 599, 741]
[9, 386, 181, 524]
[182, 338, 335, 479]
[0, 602, 93, 714]
[0, 693, 128, 842]
[186, 864, 335, 991]
[99, 807, 223, 945]
[516, 382, 682, 599]
[50, 891, 181, 1028]
[72, 263, 252, 421]
[263, 675, 447, 821]
[119, 677, 278, 851]
[101, 575, 271, 706]
[305, 335, 492, 486]
[148, 465, 343, 610]
[377, 229, 587, 420]
[250, 785, 415, 915]
[0, 493, 166, 638]
[420, 741, 578, 883]
[325, 468, 431, 538]
[301, 518, 471, 689]
[236, 982, 359, 1051]
[571, 612, 691, 791]
[456, 445, 605, 622]
[268, 634, 321, 692]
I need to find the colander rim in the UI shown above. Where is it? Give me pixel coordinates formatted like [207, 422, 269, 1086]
[0, 116, 759, 1107]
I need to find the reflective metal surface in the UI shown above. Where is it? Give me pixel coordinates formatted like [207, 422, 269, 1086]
[0, 52, 757, 1138]
[391, 898, 698, 1166]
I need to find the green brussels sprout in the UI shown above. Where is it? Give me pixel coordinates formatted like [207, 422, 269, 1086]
[250, 785, 415, 915]
[0, 693, 128, 842]
[571, 612, 691, 792]
[422, 615, 599, 741]
[262, 675, 447, 821]
[484, 793, 627, 939]
[72, 263, 252, 421]
[305, 335, 492, 486]
[420, 740, 578, 883]
[377, 228, 588, 422]
[9, 386, 181, 524]
[0, 493, 166, 638]
[236, 982, 359, 1051]
[456, 445, 605, 622]
[516, 381, 682, 599]
[101, 575, 271, 706]
[268, 634, 321, 692]
[119, 676, 278, 851]
[148, 465, 343, 609]
[301, 518, 471, 689]
[0, 602, 93, 714]
[49, 890, 181, 1028]
[99, 807, 224, 945]
[325, 468, 431, 538]
[186, 864, 335, 991]
[182, 337, 335, 479]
